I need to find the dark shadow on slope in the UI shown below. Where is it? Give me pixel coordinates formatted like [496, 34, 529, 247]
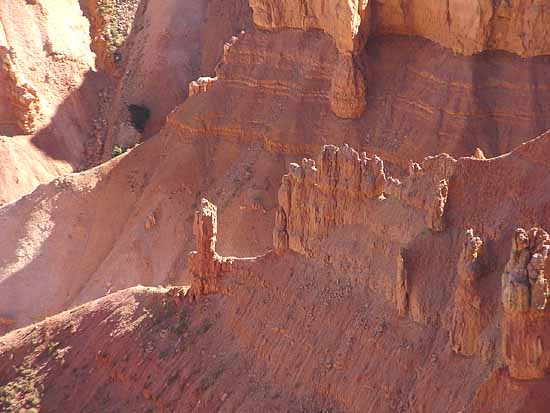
[29, 68, 111, 167]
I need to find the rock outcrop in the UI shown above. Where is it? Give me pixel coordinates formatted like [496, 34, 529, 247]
[501, 227, 550, 379]
[0, 47, 41, 135]
[329, 54, 366, 119]
[273, 143, 454, 324]
[249, 0, 550, 58]
[247, 0, 550, 119]
[274, 143, 449, 257]
[249, 0, 369, 119]
[248, 0, 369, 54]
[373, 0, 550, 58]
[502, 228, 549, 313]
[450, 229, 485, 356]
[188, 198, 267, 300]
[188, 199, 234, 299]
[188, 77, 217, 97]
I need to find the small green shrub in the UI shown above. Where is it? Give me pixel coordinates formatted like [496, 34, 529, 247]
[111, 145, 127, 158]
[198, 367, 224, 392]
[46, 341, 60, 355]
[173, 308, 189, 336]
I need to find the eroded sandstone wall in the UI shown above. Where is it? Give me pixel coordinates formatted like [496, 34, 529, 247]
[273, 144, 449, 256]
[373, 0, 550, 58]
[249, 0, 550, 57]
[272, 143, 453, 323]
[188, 198, 270, 300]
[501, 227, 550, 379]
[247, 0, 550, 119]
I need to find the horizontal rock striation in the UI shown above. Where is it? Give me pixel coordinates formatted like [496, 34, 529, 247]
[249, 0, 369, 118]
[169, 30, 550, 171]
[247, 0, 550, 118]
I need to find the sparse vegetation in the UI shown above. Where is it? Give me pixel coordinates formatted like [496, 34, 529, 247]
[46, 340, 60, 355]
[198, 367, 224, 392]
[97, 0, 125, 55]
[0, 361, 42, 412]
[111, 144, 127, 158]
[173, 307, 189, 336]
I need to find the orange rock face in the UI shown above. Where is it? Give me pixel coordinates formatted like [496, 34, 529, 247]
[3, 0, 550, 411]
[500, 227, 550, 379]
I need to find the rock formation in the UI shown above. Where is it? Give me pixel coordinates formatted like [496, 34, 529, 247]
[189, 198, 267, 300]
[188, 77, 218, 97]
[501, 227, 550, 379]
[248, 0, 369, 54]
[450, 229, 484, 356]
[248, 0, 369, 118]
[0, 47, 41, 135]
[4, 1, 550, 411]
[246, 0, 550, 119]
[329, 54, 366, 119]
[274, 143, 449, 257]
[188, 199, 233, 299]
[502, 228, 550, 312]
[373, 0, 550, 58]
[249, 0, 550, 57]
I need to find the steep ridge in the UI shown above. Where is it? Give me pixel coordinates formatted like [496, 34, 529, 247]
[2, 135, 550, 411]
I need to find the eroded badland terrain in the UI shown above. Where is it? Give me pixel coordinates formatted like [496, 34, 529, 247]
[1, 0, 550, 411]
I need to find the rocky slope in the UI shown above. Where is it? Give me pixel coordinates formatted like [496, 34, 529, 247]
[2, 0, 550, 411]
[3, 133, 550, 410]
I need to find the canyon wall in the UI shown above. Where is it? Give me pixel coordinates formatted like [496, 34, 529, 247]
[179, 26, 550, 173]
[249, 0, 550, 57]
[173, 134, 550, 411]
[247, 0, 550, 118]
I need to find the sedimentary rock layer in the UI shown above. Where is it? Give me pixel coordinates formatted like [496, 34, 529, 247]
[177, 30, 550, 168]
[249, 0, 550, 58]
